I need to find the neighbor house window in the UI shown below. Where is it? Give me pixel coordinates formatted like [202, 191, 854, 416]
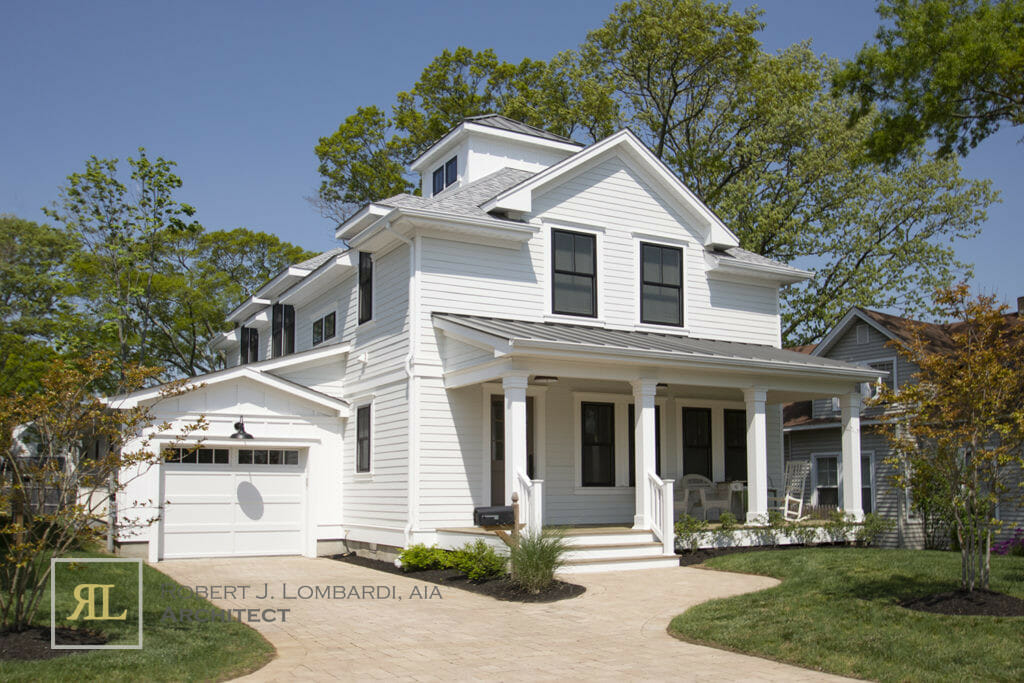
[431, 156, 457, 196]
[356, 405, 371, 473]
[358, 252, 372, 324]
[640, 243, 683, 326]
[313, 312, 336, 346]
[552, 229, 597, 317]
[164, 447, 228, 464]
[627, 404, 661, 485]
[866, 359, 896, 397]
[238, 449, 299, 465]
[813, 454, 873, 512]
[581, 402, 614, 486]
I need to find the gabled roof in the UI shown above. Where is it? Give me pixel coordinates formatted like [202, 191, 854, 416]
[812, 307, 951, 358]
[377, 168, 535, 222]
[433, 312, 880, 380]
[480, 128, 740, 249]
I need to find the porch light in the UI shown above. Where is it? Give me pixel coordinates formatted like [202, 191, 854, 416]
[230, 417, 253, 440]
[532, 376, 559, 385]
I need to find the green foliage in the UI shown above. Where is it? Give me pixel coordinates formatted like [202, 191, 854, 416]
[315, 0, 995, 345]
[876, 284, 1024, 590]
[398, 544, 452, 571]
[669, 548, 1024, 682]
[834, 0, 1024, 161]
[675, 513, 710, 552]
[508, 528, 568, 593]
[823, 510, 855, 544]
[713, 511, 739, 546]
[789, 523, 822, 546]
[855, 513, 895, 546]
[450, 540, 507, 581]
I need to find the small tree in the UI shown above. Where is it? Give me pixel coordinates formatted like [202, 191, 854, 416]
[0, 352, 202, 631]
[877, 285, 1024, 591]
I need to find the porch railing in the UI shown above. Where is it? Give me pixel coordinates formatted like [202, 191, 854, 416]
[516, 471, 543, 535]
[647, 472, 675, 555]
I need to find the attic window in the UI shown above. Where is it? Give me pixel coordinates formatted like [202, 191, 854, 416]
[432, 156, 457, 196]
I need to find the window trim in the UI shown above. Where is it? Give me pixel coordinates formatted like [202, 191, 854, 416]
[358, 252, 373, 325]
[432, 167, 445, 196]
[431, 155, 458, 196]
[579, 401, 616, 487]
[810, 451, 875, 512]
[355, 403, 373, 475]
[638, 241, 685, 327]
[312, 310, 337, 347]
[550, 226, 599, 319]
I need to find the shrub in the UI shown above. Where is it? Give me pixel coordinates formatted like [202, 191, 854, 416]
[789, 522, 822, 546]
[855, 513, 894, 546]
[823, 510, 854, 544]
[713, 511, 739, 547]
[509, 528, 568, 593]
[752, 509, 787, 547]
[450, 540, 507, 581]
[675, 514, 709, 552]
[992, 528, 1024, 556]
[398, 544, 452, 572]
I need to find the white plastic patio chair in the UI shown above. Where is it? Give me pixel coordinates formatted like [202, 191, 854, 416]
[676, 474, 732, 521]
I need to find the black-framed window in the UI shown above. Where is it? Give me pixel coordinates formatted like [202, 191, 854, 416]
[552, 229, 597, 317]
[238, 449, 299, 466]
[640, 242, 683, 326]
[627, 404, 661, 486]
[682, 407, 712, 479]
[358, 252, 372, 324]
[432, 167, 445, 196]
[272, 303, 295, 357]
[581, 402, 614, 486]
[313, 312, 336, 346]
[240, 327, 259, 365]
[724, 409, 747, 481]
[356, 405, 371, 473]
[164, 447, 228, 464]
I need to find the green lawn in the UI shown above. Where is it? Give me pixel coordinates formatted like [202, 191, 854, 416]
[669, 548, 1024, 682]
[0, 552, 274, 681]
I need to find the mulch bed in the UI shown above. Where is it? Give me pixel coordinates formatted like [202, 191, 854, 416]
[676, 543, 819, 567]
[0, 626, 107, 661]
[901, 589, 1024, 617]
[330, 553, 586, 603]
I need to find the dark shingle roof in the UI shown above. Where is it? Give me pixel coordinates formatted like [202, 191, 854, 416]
[712, 247, 797, 274]
[294, 247, 346, 270]
[378, 168, 535, 221]
[464, 114, 580, 145]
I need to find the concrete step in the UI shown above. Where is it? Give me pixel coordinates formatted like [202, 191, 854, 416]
[558, 554, 681, 574]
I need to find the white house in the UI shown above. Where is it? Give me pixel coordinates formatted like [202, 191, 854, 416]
[111, 115, 880, 571]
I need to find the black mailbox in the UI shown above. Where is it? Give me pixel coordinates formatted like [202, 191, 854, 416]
[473, 505, 514, 526]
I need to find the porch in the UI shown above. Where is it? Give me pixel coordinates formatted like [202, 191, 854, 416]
[430, 313, 882, 569]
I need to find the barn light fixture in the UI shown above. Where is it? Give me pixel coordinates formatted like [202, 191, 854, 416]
[230, 416, 253, 440]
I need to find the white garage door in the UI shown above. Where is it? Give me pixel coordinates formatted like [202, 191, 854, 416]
[161, 447, 306, 559]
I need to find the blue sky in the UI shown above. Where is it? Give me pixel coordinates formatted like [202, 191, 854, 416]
[2, 0, 1020, 309]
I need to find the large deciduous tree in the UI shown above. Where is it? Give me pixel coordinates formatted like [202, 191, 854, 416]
[876, 284, 1024, 591]
[834, 0, 1024, 162]
[314, 0, 996, 345]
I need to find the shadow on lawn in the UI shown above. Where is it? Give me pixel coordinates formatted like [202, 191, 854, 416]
[824, 572, 955, 604]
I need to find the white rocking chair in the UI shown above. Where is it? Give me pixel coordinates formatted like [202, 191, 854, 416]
[778, 461, 811, 522]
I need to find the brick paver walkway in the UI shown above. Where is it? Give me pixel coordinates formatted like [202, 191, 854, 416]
[155, 556, 852, 682]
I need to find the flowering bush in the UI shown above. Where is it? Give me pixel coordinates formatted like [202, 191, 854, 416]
[991, 528, 1024, 557]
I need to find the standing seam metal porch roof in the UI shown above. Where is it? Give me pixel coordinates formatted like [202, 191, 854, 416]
[433, 313, 884, 378]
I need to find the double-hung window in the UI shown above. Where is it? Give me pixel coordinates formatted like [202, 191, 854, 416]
[580, 402, 614, 486]
[313, 312, 336, 346]
[356, 405, 371, 473]
[640, 242, 683, 326]
[813, 454, 874, 512]
[358, 252, 372, 324]
[552, 229, 597, 317]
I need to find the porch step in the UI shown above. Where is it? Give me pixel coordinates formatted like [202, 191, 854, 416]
[558, 554, 681, 574]
[562, 528, 655, 547]
[563, 541, 665, 561]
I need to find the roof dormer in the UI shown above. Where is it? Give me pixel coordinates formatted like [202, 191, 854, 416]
[409, 115, 581, 197]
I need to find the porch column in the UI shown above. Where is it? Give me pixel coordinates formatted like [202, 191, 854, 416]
[840, 392, 864, 522]
[631, 379, 658, 528]
[502, 375, 529, 505]
[744, 388, 769, 524]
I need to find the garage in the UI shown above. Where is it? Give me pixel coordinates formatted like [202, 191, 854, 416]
[160, 446, 307, 559]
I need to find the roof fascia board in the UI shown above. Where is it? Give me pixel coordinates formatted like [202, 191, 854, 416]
[434, 317, 513, 356]
[706, 256, 810, 285]
[348, 210, 537, 251]
[335, 203, 394, 240]
[812, 308, 899, 358]
[410, 122, 581, 172]
[482, 129, 740, 248]
[278, 253, 357, 306]
[226, 296, 273, 324]
[253, 265, 312, 300]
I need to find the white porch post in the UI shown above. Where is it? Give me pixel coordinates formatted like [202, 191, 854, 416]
[744, 388, 769, 524]
[502, 375, 529, 505]
[631, 379, 658, 528]
[840, 392, 864, 522]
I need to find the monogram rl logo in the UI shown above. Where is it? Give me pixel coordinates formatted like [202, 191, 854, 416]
[68, 584, 128, 621]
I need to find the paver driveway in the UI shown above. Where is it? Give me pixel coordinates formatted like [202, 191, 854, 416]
[156, 556, 852, 682]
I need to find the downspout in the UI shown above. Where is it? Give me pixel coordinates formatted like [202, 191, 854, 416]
[382, 221, 420, 546]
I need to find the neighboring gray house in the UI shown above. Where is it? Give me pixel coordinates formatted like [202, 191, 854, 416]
[785, 303, 1024, 548]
